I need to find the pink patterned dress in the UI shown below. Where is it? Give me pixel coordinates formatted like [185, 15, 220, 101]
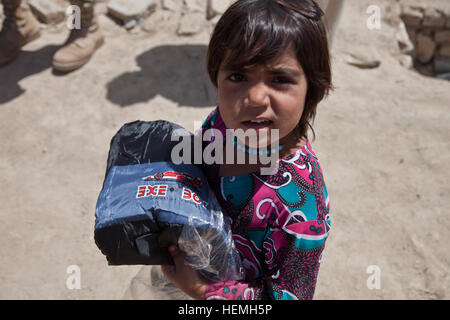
[198, 108, 331, 300]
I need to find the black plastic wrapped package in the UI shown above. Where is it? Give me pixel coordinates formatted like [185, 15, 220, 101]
[94, 120, 244, 282]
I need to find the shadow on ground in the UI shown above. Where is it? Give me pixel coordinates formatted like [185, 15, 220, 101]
[0, 45, 59, 104]
[106, 44, 217, 108]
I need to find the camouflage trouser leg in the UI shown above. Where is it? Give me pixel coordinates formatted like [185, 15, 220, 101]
[0, 0, 97, 4]
[68, 0, 98, 29]
[0, 0, 40, 67]
[52, 0, 103, 71]
[0, 0, 98, 10]
[1, 0, 22, 10]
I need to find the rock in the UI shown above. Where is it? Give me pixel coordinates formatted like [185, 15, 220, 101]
[415, 61, 434, 76]
[28, 0, 65, 24]
[422, 8, 446, 28]
[400, 5, 423, 28]
[207, 0, 232, 20]
[434, 56, 450, 74]
[107, 0, 156, 24]
[177, 12, 204, 36]
[396, 21, 414, 54]
[123, 19, 137, 30]
[162, 0, 183, 12]
[438, 44, 450, 57]
[436, 72, 450, 80]
[406, 28, 417, 44]
[343, 52, 381, 69]
[415, 33, 436, 64]
[399, 54, 414, 69]
[434, 30, 450, 45]
[184, 0, 206, 13]
[141, 9, 180, 34]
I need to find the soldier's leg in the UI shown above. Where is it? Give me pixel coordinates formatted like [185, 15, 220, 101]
[0, 0, 40, 66]
[52, 0, 104, 72]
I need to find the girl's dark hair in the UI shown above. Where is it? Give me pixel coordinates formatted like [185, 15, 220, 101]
[206, 0, 333, 140]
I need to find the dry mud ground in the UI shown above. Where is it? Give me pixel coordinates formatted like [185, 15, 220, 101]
[0, 0, 449, 299]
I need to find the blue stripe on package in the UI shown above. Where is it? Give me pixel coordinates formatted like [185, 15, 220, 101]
[94, 120, 244, 282]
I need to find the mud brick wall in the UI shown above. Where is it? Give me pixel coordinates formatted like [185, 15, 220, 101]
[400, 5, 450, 75]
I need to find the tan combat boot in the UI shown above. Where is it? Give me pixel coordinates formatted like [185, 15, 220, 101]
[52, 0, 104, 72]
[0, 0, 41, 67]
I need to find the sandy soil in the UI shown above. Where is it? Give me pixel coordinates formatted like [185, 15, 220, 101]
[0, 0, 449, 299]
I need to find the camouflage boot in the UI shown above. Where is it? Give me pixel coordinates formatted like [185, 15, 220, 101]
[52, 0, 104, 72]
[0, 0, 41, 67]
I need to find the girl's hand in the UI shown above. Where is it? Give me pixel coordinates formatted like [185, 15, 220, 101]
[161, 245, 208, 300]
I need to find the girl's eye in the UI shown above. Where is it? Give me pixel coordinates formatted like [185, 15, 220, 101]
[227, 73, 247, 82]
[272, 76, 293, 84]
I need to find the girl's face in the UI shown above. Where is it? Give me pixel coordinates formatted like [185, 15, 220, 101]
[217, 47, 308, 148]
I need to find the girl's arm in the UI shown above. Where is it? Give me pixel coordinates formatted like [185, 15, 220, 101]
[161, 244, 267, 300]
[163, 218, 329, 300]
[161, 246, 208, 300]
[204, 221, 329, 300]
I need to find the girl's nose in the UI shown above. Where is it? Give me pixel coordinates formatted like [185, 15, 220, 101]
[245, 82, 270, 107]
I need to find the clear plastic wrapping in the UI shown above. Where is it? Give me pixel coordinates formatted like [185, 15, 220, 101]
[178, 194, 244, 282]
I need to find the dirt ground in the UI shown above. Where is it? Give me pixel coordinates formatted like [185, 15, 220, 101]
[0, 0, 449, 299]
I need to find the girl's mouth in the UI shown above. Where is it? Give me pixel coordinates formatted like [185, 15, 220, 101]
[242, 119, 273, 129]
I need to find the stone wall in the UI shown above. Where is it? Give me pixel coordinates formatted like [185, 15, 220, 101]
[400, 4, 450, 76]
[0, 0, 235, 32]
[102, 0, 235, 31]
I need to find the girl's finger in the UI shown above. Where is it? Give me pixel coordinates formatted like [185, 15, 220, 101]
[168, 245, 180, 255]
[161, 246, 179, 279]
[168, 245, 185, 268]
[161, 264, 175, 279]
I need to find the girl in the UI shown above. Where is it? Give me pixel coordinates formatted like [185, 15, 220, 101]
[162, 0, 333, 300]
